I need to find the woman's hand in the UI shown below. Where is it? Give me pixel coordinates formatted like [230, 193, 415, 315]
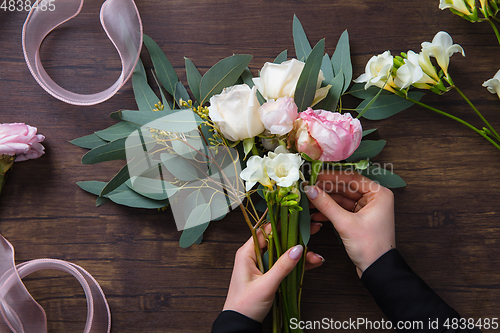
[222, 223, 323, 323]
[305, 170, 396, 277]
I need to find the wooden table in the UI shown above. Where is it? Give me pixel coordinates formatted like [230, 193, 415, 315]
[1, 0, 499, 332]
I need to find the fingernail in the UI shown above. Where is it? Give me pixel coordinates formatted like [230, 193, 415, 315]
[312, 222, 323, 228]
[304, 186, 318, 200]
[289, 245, 303, 260]
[315, 253, 325, 263]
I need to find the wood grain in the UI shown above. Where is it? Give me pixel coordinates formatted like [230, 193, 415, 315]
[1, 0, 499, 332]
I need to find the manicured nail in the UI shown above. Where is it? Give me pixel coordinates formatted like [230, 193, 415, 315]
[304, 186, 318, 200]
[315, 253, 325, 263]
[289, 245, 303, 260]
[312, 222, 323, 228]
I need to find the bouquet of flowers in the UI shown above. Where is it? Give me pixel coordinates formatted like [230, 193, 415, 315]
[72, 16, 406, 331]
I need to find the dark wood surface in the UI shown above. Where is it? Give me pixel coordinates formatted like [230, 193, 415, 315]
[1, 0, 500, 332]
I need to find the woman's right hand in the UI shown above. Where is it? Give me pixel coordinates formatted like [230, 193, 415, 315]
[304, 170, 396, 277]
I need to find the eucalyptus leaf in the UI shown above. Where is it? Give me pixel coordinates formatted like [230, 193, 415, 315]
[320, 53, 334, 83]
[95, 122, 139, 142]
[314, 72, 343, 112]
[294, 39, 325, 112]
[126, 177, 179, 200]
[77, 181, 107, 196]
[81, 137, 127, 165]
[96, 197, 110, 207]
[292, 15, 312, 62]
[274, 50, 288, 64]
[132, 71, 160, 111]
[143, 34, 179, 96]
[107, 187, 169, 209]
[117, 110, 203, 133]
[70, 133, 107, 149]
[185, 57, 202, 103]
[199, 54, 253, 105]
[133, 58, 147, 80]
[179, 201, 212, 248]
[361, 166, 406, 188]
[357, 92, 425, 120]
[161, 153, 200, 181]
[240, 68, 254, 88]
[100, 164, 131, 197]
[348, 83, 391, 99]
[362, 128, 377, 137]
[174, 81, 191, 107]
[346, 140, 386, 162]
[331, 30, 352, 94]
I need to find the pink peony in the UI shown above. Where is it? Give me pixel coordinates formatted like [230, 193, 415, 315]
[288, 108, 362, 161]
[258, 97, 298, 136]
[0, 123, 45, 162]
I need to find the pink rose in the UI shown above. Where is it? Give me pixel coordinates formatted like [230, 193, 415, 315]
[0, 123, 45, 162]
[258, 97, 298, 136]
[288, 108, 362, 161]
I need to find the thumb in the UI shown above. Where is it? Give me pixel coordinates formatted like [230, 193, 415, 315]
[262, 245, 303, 291]
[304, 185, 351, 229]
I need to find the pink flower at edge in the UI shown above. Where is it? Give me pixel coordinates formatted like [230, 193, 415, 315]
[0, 123, 45, 162]
[288, 108, 362, 162]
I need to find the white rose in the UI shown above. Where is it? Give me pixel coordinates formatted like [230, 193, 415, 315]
[258, 97, 298, 136]
[252, 59, 328, 103]
[208, 84, 265, 142]
[482, 69, 500, 99]
[354, 51, 396, 91]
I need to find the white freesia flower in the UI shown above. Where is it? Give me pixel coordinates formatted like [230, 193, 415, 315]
[416, 50, 440, 82]
[239, 155, 272, 191]
[354, 51, 396, 91]
[265, 146, 303, 188]
[395, 51, 438, 89]
[421, 31, 465, 78]
[252, 59, 329, 105]
[395, 52, 424, 89]
[482, 69, 500, 99]
[439, 0, 474, 16]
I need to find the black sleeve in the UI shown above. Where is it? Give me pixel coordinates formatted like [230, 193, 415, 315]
[361, 249, 481, 333]
[211, 310, 263, 333]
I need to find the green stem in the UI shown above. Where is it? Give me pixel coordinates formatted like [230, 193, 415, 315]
[286, 209, 301, 331]
[269, 234, 280, 333]
[453, 85, 500, 142]
[405, 96, 500, 151]
[267, 202, 282, 257]
[280, 205, 289, 252]
[487, 18, 500, 45]
[309, 160, 323, 186]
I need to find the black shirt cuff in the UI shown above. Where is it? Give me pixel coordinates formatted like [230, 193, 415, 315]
[211, 310, 263, 333]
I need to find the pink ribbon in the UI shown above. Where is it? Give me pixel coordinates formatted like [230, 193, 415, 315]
[0, 235, 110, 333]
[22, 0, 143, 106]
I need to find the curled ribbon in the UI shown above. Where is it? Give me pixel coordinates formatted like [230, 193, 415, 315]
[0, 235, 110, 333]
[22, 0, 143, 106]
